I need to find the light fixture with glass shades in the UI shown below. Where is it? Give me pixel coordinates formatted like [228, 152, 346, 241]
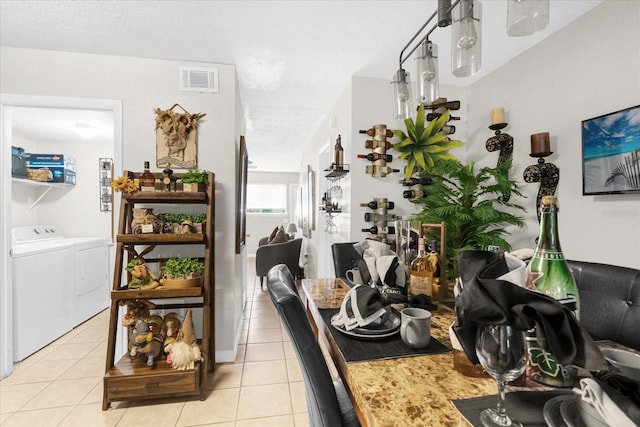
[416, 39, 439, 105]
[451, 0, 482, 78]
[507, 0, 549, 37]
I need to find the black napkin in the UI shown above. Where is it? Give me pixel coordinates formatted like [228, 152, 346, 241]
[453, 250, 606, 371]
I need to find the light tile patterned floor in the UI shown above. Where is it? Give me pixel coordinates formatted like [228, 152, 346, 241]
[0, 258, 310, 427]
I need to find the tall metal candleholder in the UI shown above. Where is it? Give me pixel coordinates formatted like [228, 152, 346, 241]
[523, 132, 559, 222]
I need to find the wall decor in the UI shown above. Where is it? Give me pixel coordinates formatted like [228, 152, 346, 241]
[582, 104, 640, 195]
[99, 158, 113, 212]
[155, 103, 206, 169]
[523, 132, 559, 222]
[236, 136, 248, 254]
[301, 165, 315, 238]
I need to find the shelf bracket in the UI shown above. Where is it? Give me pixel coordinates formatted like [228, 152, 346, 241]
[29, 186, 54, 210]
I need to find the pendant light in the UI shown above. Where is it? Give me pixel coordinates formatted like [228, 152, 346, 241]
[416, 39, 439, 105]
[507, 0, 549, 37]
[451, 0, 482, 77]
[392, 69, 412, 120]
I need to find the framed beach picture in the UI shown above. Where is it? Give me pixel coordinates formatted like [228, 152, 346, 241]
[582, 105, 640, 195]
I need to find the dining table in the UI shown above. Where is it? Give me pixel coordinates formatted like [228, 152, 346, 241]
[301, 277, 569, 427]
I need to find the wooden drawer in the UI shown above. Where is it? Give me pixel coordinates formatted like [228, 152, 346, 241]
[104, 357, 200, 403]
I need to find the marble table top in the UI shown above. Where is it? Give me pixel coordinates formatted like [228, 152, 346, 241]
[301, 278, 498, 427]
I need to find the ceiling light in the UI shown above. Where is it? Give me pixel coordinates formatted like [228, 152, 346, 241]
[74, 122, 97, 138]
[507, 0, 550, 37]
[417, 39, 439, 105]
[451, 0, 482, 78]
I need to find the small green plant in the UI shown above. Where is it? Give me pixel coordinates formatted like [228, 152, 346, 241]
[162, 213, 207, 224]
[180, 169, 209, 184]
[163, 257, 204, 279]
[392, 105, 464, 181]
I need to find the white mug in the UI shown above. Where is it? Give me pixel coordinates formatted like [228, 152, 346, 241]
[400, 307, 431, 349]
[345, 268, 364, 286]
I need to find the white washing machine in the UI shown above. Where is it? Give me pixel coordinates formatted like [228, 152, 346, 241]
[11, 226, 110, 361]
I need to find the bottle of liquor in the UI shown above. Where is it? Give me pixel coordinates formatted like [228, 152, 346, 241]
[360, 200, 395, 210]
[365, 165, 400, 177]
[400, 177, 433, 186]
[426, 112, 461, 121]
[139, 161, 156, 192]
[364, 140, 394, 150]
[357, 153, 393, 162]
[334, 135, 344, 168]
[525, 195, 579, 388]
[361, 225, 396, 235]
[409, 238, 434, 297]
[359, 128, 394, 138]
[427, 240, 442, 301]
[403, 188, 427, 199]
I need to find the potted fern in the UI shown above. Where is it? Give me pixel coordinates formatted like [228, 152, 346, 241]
[411, 159, 526, 280]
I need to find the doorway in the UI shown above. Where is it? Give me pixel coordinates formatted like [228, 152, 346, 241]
[0, 94, 123, 379]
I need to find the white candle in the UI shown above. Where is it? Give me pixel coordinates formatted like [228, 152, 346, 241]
[491, 108, 505, 125]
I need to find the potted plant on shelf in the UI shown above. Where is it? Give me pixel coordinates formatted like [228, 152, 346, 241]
[180, 169, 209, 192]
[411, 159, 526, 280]
[161, 257, 205, 289]
[392, 104, 464, 181]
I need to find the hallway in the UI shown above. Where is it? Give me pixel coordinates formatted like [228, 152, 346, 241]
[0, 257, 310, 426]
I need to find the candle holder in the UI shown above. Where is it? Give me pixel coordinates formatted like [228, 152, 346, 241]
[486, 112, 514, 202]
[523, 133, 559, 222]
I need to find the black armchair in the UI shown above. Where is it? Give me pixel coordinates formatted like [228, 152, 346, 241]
[266, 265, 360, 427]
[256, 238, 302, 290]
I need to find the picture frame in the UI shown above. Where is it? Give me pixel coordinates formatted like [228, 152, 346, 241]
[235, 136, 248, 254]
[582, 105, 640, 195]
[301, 164, 315, 238]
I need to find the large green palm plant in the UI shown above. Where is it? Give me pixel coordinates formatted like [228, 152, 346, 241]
[412, 159, 526, 279]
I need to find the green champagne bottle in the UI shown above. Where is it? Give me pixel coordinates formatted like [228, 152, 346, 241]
[525, 196, 579, 387]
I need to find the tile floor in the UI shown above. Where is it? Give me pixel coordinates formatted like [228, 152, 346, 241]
[0, 258, 310, 427]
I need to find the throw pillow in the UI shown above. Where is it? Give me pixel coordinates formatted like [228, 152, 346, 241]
[268, 226, 279, 242]
[269, 226, 288, 244]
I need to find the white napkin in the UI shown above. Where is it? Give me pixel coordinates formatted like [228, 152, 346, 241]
[497, 252, 527, 286]
[575, 378, 636, 427]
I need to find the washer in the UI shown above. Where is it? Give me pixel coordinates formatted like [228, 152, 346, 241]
[11, 226, 109, 361]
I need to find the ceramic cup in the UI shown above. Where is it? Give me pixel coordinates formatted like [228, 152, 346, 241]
[400, 307, 431, 349]
[345, 268, 364, 286]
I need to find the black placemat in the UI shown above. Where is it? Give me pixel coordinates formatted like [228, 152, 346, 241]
[452, 389, 574, 427]
[319, 308, 450, 363]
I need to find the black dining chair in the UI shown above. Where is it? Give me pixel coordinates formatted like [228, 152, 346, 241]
[331, 242, 360, 279]
[266, 265, 361, 427]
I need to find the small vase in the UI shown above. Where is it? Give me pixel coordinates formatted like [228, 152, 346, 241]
[182, 183, 205, 192]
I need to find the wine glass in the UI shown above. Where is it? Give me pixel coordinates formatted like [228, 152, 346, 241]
[475, 324, 527, 427]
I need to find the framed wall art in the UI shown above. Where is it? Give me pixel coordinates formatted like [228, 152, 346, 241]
[582, 104, 640, 195]
[236, 136, 248, 253]
[155, 103, 206, 169]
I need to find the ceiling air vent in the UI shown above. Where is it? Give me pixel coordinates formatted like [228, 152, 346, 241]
[179, 66, 219, 93]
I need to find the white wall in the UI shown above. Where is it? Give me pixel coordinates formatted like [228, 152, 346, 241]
[1, 47, 246, 361]
[465, 0, 640, 268]
[301, 0, 640, 272]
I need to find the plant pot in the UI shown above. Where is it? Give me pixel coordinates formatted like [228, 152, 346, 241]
[163, 275, 203, 289]
[182, 183, 205, 192]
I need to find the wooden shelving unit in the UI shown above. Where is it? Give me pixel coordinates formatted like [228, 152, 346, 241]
[102, 170, 215, 410]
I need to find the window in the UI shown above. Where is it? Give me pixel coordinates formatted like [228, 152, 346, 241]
[247, 184, 287, 214]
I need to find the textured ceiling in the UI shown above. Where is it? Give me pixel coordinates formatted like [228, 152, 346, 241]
[1, 0, 603, 172]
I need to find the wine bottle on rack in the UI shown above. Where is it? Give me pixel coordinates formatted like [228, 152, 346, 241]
[360, 200, 395, 210]
[334, 135, 344, 168]
[423, 99, 461, 110]
[426, 112, 461, 121]
[439, 125, 456, 135]
[365, 165, 400, 177]
[361, 225, 396, 235]
[364, 140, 394, 150]
[139, 161, 156, 192]
[399, 177, 433, 186]
[357, 153, 393, 162]
[524, 196, 579, 388]
[364, 212, 399, 222]
[403, 188, 427, 199]
[359, 128, 394, 138]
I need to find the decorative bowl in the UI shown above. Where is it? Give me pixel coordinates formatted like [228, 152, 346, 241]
[162, 276, 203, 289]
[601, 347, 640, 379]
